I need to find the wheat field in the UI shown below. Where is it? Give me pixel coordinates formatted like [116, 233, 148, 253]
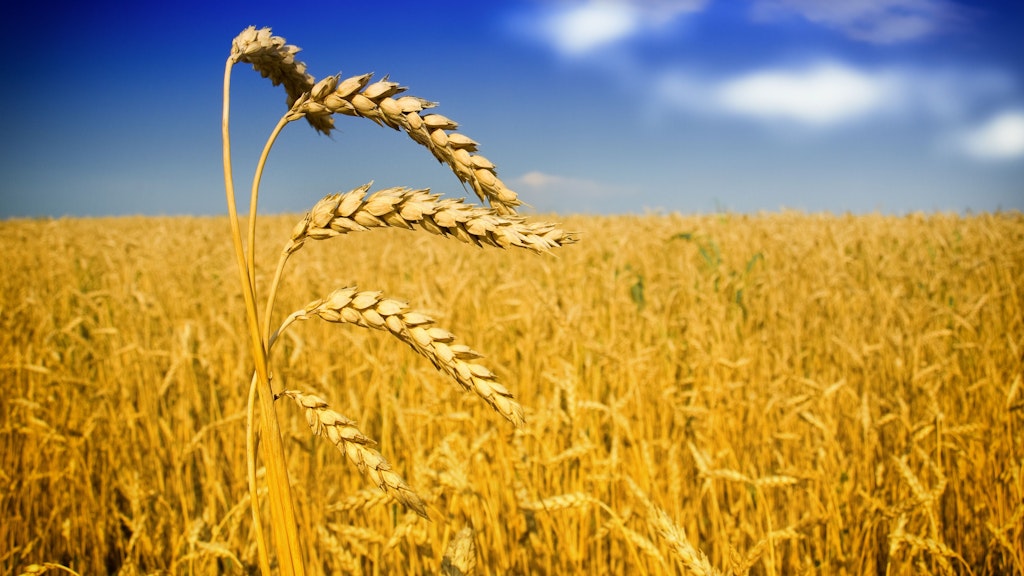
[1, 210, 1022, 575]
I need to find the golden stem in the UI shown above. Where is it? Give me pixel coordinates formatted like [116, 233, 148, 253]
[223, 56, 306, 576]
[247, 114, 293, 302]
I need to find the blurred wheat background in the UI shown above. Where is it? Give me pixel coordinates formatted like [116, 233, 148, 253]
[1, 211, 1021, 575]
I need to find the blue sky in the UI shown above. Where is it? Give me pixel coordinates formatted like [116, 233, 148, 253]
[1, 0, 1022, 217]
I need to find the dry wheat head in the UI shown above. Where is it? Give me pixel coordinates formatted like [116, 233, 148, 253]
[287, 184, 577, 255]
[294, 74, 523, 214]
[291, 287, 525, 427]
[279, 389, 428, 518]
[229, 26, 333, 134]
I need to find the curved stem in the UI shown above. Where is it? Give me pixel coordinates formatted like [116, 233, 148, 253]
[269, 309, 305, 352]
[247, 114, 293, 299]
[263, 249, 293, 347]
[223, 57, 305, 576]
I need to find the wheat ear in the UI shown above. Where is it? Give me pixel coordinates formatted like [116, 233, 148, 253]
[18, 564, 82, 576]
[278, 390, 427, 518]
[275, 287, 525, 427]
[292, 74, 522, 214]
[229, 26, 333, 135]
[286, 183, 577, 255]
[625, 477, 721, 576]
[440, 526, 478, 576]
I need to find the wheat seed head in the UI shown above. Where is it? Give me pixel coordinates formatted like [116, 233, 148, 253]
[287, 184, 577, 256]
[230, 26, 334, 134]
[280, 390, 428, 518]
[297, 287, 526, 427]
[295, 73, 523, 214]
[231, 26, 528, 214]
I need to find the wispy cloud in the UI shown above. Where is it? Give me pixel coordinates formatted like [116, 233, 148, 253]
[956, 110, 1024, 161]
[655, 61, 906, 127]
[750, 0, 965, 44]
[655, 60, 1022, 138]
[512, 1, 1022, 165]
[531, 0, 708, 56]
[716, 62, 902, 126]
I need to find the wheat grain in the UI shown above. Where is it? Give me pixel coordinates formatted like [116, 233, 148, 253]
[703, 468, 752, 485]
[327, 522, 388, 559]
[18, 565, 82, 576]
[440, 526, 477, 576]
[648, 504, 720, 575]
[608, 520, 668, 568]
[229, 26, 332, 135]
[895, 456, 932, 508]
[316, 526, 363, 574]
[329, 488, 395, 514]
[286, 184, 577, 256]
[625, 476, 721, 575]
[543, 442, 596, 466]
[284, 287, 525, 427]
[753, 475, 800, 489]
[385, 512, 428, 551]
[426, 436, 472, 494]
[892, 531, 964, 575]
[551, 367, 580, 426]
[293, 74, 522, 214]
[687, 441, 711, 475]
[229, 26, 526, 215]
[519, 492, 597, 511]
[278, 389, 428, 518]
[1006, 373, 1022, 409]
[730, 528, 803, 576]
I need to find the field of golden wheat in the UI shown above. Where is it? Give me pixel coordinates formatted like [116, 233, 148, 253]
[1, 210, 1022, 575]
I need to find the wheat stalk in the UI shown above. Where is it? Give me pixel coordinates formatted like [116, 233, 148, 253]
[224, 30, 307, 576]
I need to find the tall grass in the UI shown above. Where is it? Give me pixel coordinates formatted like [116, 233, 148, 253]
[2, 211, 1021, 574]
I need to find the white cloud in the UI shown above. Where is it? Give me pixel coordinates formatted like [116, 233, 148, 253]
[654, 60, 1024, 136]
[542, 3, 639, 55]
[655, 61, 907, 128]
[751, 0, 963, 44]
[715, 62, 903, 126]
[536, 0, 708, 56]
[958, 111, 1024, 161]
